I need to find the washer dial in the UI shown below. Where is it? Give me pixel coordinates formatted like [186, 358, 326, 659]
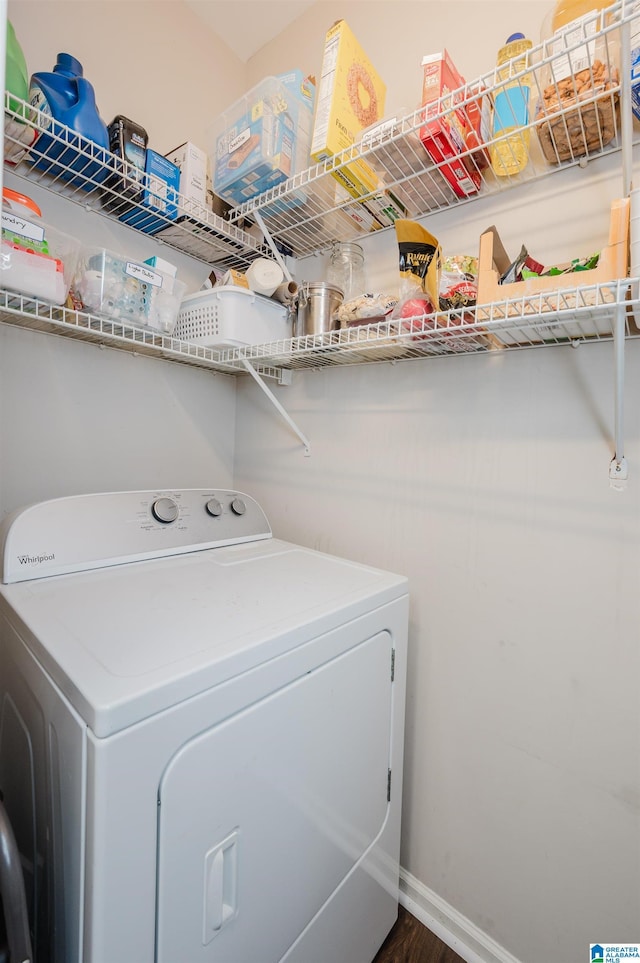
[151, 497, 179, 524]
[205, 498, 223, 517]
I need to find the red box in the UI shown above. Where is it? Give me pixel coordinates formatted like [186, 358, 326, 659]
[464, 83, 491, 171]
[419, 50, 481, 198]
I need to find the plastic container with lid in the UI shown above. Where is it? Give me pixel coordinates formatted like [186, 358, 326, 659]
[489, 32, 533, 177]
[536, 1, 619, 163]
[70, 247, 186, 334]
[2, 188, 48, 253]
[212, 76, 303, 207]
[550, 0, 610, 31]
[101, 115, 148, 214]
[0, 188, 80, 304]
[28, 53, 110, 189]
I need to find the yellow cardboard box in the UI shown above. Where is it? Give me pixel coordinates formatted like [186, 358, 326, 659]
[311, 20, 386, 199]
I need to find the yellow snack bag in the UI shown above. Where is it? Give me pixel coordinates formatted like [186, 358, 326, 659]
[394, 219, 441, 314]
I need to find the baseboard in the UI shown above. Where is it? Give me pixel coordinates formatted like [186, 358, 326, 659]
[398, 868, 524, 963]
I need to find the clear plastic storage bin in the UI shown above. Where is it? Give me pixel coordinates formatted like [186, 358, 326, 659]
[1, 188, 80, 304]
[211, 75, 312, 207]
[71, 248, 186, 334]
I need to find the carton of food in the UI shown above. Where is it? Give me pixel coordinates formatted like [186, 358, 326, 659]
[165, 141, 208, 216]
[118, 150, 180, 234]
[419, 50, 481, 198]
[311, 19, 386, 199]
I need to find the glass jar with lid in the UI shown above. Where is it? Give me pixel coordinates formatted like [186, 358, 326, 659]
[326, 241, 366, 304]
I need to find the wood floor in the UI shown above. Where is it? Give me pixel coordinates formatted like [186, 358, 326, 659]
[372, 906, 466, 963]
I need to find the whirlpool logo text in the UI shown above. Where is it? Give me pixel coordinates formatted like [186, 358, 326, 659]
[17, 553, 55, 566]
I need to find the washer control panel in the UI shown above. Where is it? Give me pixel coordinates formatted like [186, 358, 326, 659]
[0, 489, 272, 583]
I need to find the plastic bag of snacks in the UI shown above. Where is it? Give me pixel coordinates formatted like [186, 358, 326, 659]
[439, 255, 478, 314]
[390, 219, 441, 325]
[337, 292, 398, 326]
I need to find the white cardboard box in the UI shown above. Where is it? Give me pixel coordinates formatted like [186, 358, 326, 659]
[165, 141, 208, 214]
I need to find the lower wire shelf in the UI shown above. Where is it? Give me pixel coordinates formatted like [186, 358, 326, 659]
[0, 280, 638, 378]
[0, 289, 279, 378]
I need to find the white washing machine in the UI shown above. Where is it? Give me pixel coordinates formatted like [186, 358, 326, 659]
[0, 488, 408, 963]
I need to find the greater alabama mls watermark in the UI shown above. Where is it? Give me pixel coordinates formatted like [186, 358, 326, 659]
[591, 945, 640, 962]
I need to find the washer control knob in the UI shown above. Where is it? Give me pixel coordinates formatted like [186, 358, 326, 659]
[205, 498, 223, 517]
[151, 497, 179, 524]
[230, 497, 246, 516]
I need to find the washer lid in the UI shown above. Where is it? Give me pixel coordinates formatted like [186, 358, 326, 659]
[0, 537, 407, 737]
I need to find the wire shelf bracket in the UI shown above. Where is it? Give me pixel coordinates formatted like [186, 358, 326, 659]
[241, 359, 311, 456]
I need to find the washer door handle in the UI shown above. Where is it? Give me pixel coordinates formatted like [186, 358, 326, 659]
[203, 830, 239, 943]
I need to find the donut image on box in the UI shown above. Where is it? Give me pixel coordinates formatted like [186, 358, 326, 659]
[311, 19, 386, 199]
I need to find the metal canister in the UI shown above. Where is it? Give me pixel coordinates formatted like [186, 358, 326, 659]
[296, 281, 344, 336]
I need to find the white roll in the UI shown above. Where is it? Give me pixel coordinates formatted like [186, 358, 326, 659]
[272, 280, 299, 303]
[245, 258, 284, 297]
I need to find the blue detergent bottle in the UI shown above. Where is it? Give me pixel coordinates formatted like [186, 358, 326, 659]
[29, 53, 109, 190]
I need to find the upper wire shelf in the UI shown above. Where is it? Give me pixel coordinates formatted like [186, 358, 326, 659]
[2, 95, 273, 271]
[1, 1, 638, 378]
[232, 0, 639, 259]
[3, 0, 636, 269]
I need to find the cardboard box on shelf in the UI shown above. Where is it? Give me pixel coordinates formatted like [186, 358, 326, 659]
[119, 150, 180, 235]
[476, 197, 629, 341]
[217, 268, 250, 289]
[165, 141, 208, 216]
[311, 19, 386, 200]
[420, 50, 480, 199]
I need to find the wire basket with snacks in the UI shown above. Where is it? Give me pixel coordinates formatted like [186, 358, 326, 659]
[535, 4, 620, 164]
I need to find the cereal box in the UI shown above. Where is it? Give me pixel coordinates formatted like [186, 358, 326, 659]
[311, 20, 386, 199]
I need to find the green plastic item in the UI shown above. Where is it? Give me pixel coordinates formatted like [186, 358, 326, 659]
[5, 20, 29, 117]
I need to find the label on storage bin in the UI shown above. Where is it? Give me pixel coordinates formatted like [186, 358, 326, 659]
[229, 127, 251, 155]
[125, 262, 163, 287]
[2, 212, 46, 245]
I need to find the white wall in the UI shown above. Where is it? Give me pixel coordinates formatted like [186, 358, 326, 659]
[1, 1, 248, 515]
[8, 0, 248, 153]
[235, 3, 640, 963]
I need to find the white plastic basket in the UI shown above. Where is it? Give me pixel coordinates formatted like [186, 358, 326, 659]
[175, 285, 291, 347]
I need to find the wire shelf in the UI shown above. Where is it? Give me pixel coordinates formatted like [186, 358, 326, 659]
[232, 0, 637, 258]
[0, 288, 280, 377]
[1, 1, 638, 383]
[227, 279, 639, 370]
[3, 96, 272, 271]
[3, 1, 635, 267]
[3, 281, 635, 377]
